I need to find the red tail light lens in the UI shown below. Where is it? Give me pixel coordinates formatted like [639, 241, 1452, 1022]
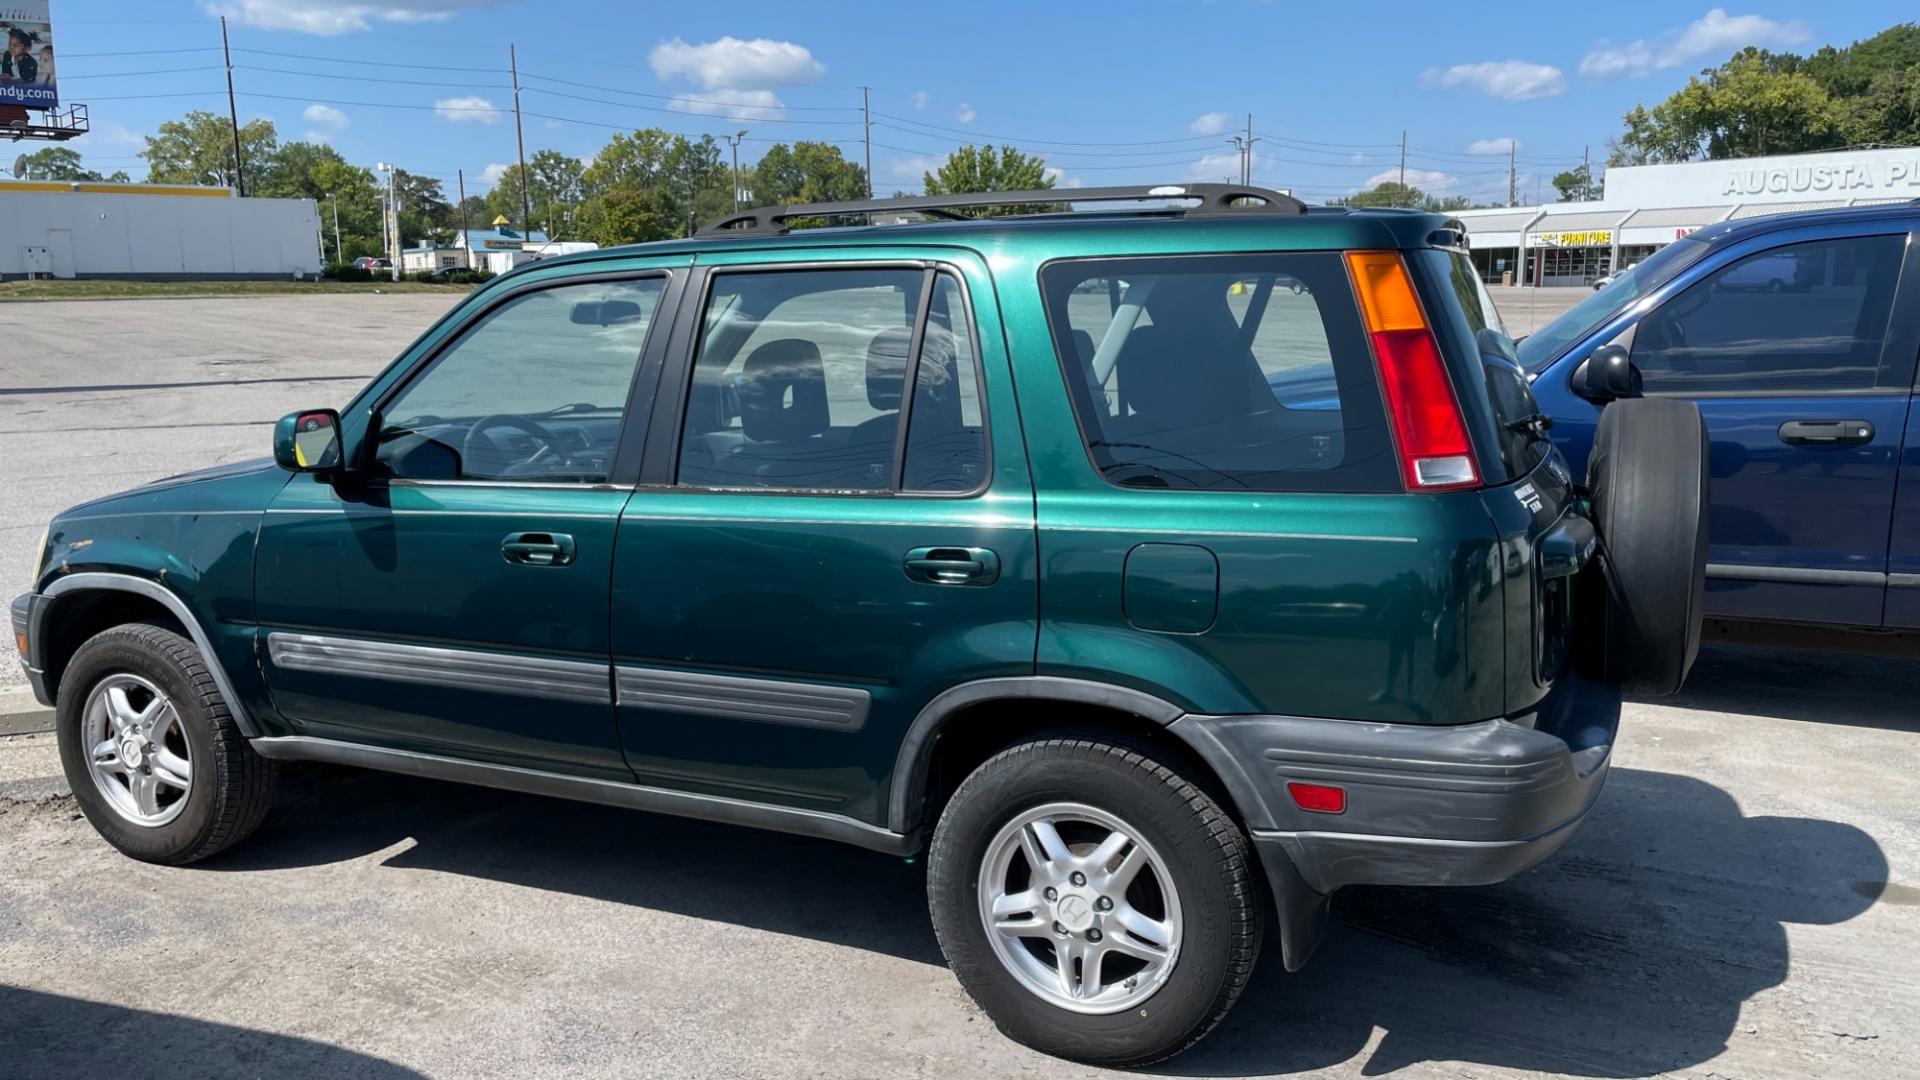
[1286, 782, 1347, 814]
[1345, 251, 1480, 492]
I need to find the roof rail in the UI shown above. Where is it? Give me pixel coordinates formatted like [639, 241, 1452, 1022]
[697, 183, 1309, 238]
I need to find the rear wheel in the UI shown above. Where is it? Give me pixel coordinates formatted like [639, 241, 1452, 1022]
[1582, 396, 1709, 695]
[55, 623, 276, 865]
[927, 737, 1261, 1067]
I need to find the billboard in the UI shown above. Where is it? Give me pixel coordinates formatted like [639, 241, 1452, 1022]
[0, 3, 56, 110]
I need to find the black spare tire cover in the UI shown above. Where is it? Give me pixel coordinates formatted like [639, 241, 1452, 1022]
[1581, 397, 1709, 696]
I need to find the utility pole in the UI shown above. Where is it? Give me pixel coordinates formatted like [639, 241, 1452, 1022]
[1230, 137, 1247, 185]
[457, 168, 470, 268]
[860, 86, 873, 199]
[1582, 145, 1591, 200]
[220, 16, 245, 196]
[376, 162, 399, 282]
[510, 44, 530, 230]
[1244, 113, 1254, 185]
[724, 130, 747, 211]
[1397, 129, 1406, 205]
[327, 192, 341, 263]
[1508, 140, 1517, 207]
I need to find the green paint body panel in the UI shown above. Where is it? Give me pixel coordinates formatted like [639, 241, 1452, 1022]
[24, 209, 1586, 834]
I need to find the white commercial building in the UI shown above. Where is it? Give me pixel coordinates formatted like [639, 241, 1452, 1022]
[0, 179, 322, 279]
[1454, 145, 1920, 286]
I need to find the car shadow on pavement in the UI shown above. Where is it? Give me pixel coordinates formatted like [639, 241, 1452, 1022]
[1160, 766, 1888, 1077]
[1646, 643, 1920, 731]
[199, 757, 1888, 1078]
[0, 986, 427, 1079]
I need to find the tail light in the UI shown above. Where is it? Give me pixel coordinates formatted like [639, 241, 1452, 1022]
[1345, 251, 1479, 491]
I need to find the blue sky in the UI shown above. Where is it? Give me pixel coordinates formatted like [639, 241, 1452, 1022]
[47, 0, 1904, 205]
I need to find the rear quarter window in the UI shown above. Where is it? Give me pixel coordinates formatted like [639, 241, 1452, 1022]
[1040, 254, 1397, 493]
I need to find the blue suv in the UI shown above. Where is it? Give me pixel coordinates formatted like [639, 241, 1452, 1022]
[1519, 202, 1920, 639]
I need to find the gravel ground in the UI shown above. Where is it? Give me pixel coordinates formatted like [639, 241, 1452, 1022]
[3, 643, 1916, 1079]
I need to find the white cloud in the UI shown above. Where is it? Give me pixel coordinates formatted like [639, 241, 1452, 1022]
[302, 103, 348, 131]
[666, 87, 787, 121]
[1190, 111, 1230, 136]
[912, 90, 929, 111]
[648, 36, 824, 89]
[203, 0, 506, 35]
[953, 102, 975, 124]
[1188, 150, 1246, 181]
[434, 96, 501, 124]
[1348, 152, 1371, 165]
[1042, 165, 1083, 189]
[1421, 60, 1566, 101]
[1580, 8, 1810, 79]
[1361, 167, 1458, 192]
[1466, 137, 1517, 155]
[479, 162, 511, 185]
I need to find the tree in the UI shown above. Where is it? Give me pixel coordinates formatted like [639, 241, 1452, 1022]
[1551, 163, 1601, 202]
[1607, 23, 1920, 163]
[580, 128, 675, 199]
[251, 142, 385, 259]
[659, 134, 733, 236]
[1326, 181, 1472, 212]
[577, 187, 672, 248]
[393, 169, 454, 246]
[526, 149, 585, 237]
[748, 141, 867, 205]
[922, 145, 1054, 212]
[483, 163, 531, 228]
[142, 110, 278, 189]
[19, 146, 103, 180]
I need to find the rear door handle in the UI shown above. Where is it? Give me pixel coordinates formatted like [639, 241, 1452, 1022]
[502, 531, 576, 566]
[1778, 419, 1874, 446]
[904, 546, 1000, 586]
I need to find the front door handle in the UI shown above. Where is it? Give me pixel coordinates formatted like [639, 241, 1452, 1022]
[1779, 419, 1874, 446]
[904, 546, 1000, 586]
[502, 531, 576, 566]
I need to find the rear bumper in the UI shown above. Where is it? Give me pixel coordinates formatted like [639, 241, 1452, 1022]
[1171, 676, 1620, 967]
[11, 592, 53, 707]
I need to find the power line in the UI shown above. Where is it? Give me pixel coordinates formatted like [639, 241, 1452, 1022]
[518, 71, 862, 112]
[231, 46, 506, 73]
[235, 64, 512, 91]
[60, 47, 221, 58]
[872, 110, 1224, 148]
[54, 64, 225, 80]
[520, 85, 865, 125]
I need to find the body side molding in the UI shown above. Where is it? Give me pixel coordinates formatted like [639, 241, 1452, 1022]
[251, 736, 917, 855]
[267, 632, 611, 704]
[886, 676, 1187, 833]
[42, 572, 262, 738]
[615, 666, 869, 730]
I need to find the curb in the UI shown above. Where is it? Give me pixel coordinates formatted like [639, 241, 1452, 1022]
[0, 688, 54, 736]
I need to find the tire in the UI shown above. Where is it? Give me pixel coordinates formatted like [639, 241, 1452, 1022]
[1582, 397, 1709, 696]
[55, 623, 276, 865]
[927, 737, 1262, 1067]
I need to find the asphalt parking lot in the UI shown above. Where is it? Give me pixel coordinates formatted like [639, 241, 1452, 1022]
[7, 286, 1916, 1080]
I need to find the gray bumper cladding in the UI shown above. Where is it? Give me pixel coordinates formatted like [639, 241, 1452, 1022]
[1176, 677, 1621, 896]
[12, 592, 53, 707]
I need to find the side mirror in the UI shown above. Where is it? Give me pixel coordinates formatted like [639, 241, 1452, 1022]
[1573, 343, 1641, 403]
[274, 408, 343, 473]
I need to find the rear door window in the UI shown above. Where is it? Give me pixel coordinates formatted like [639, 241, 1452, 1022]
[1040, 254, 1396, 492]
[1632, 235, 1906, 395]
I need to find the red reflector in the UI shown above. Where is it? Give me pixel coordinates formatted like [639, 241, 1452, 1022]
[1286, 782, 1346, 814]
[1369, 328, 1479, 491]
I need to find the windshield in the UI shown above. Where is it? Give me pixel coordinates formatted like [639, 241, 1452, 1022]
[1516, 237, 1711, 373]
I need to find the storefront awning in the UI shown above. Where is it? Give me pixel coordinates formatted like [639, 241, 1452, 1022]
[1728, 199, 1850, 219]
[1619, 205, 1731, 228]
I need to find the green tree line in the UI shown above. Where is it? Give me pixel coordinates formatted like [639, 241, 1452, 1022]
[1609, 22, 1920, 164]
[33, 109, 1061, 259]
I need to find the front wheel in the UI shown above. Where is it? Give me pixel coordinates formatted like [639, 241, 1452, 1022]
[55, 623, 276, 865]
[927, 737, 1262, 1067]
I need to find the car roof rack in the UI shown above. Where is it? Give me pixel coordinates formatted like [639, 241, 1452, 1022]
[697, 183, 1309, 238]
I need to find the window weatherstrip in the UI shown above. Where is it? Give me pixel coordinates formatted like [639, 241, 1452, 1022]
[890, 267, 938, 492]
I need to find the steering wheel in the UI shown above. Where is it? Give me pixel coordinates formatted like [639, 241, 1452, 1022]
[460, 414, 563, 478]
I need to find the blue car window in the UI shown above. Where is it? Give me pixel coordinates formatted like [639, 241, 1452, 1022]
[1632, 235, 1904, 395]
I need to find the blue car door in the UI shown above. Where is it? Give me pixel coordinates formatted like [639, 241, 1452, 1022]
[1547, 227, 1917, 628]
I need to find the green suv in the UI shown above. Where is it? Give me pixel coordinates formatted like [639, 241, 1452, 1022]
[12, 185, 1707, 1066]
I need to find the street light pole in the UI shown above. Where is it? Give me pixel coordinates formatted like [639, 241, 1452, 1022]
[724, 130, 747, 212]
[375, 162, 400, 282]
[327, 191, 341, 263]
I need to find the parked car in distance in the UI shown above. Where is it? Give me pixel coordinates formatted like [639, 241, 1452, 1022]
[14, 185, 1708, 1068]
[351, 256, 392, 271]
[1591, 262, 1636, 290]
[1518, 200, 1920, 641]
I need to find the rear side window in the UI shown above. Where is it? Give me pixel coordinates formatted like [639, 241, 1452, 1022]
[1633, 235, 1905, 395]
[1438, 251, 1546, 478]
[677, 268, 987, 493]
[1040, 254, 1396, 492]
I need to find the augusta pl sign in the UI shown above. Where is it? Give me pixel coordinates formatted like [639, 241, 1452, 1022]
[1721, 158, 1920, 198]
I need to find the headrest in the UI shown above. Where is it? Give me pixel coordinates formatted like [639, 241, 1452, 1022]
[738, 338, 829, 442]
[865, 327, 913, 410]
